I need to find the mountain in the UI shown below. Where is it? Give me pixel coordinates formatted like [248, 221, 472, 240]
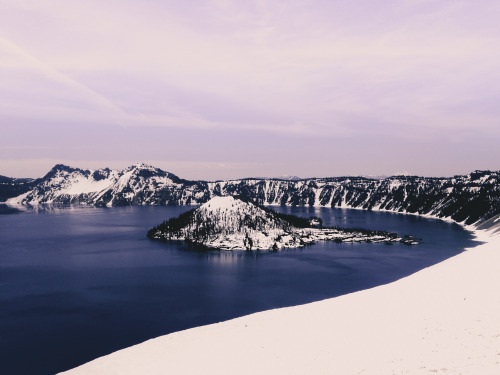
[0, 175, 38, 202]
[3, 164, 500, 225]
[4, 163, 210, 207]
[147, 196, 417, 250]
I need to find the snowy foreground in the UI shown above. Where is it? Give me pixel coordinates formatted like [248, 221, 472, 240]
[60, 227, 500, 375]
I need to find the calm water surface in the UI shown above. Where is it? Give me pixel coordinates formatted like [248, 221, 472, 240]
[0, 205, 479, 375]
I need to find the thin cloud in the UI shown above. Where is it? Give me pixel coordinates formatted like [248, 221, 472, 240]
[1, 0, 499, 179]
[0, 36, 128, 122]
[2, 1, 499, 136]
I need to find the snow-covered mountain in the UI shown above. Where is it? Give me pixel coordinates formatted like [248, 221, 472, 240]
[147, 196, 416, 250]
[4, 163, 210, 206]
[207, 171, 500, 225]
[3, 164, 500, 225]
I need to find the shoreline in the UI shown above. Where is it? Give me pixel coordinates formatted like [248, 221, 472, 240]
[59, 226, 500, 374]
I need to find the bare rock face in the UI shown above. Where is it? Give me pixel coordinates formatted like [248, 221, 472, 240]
[147, 196, 419, 250]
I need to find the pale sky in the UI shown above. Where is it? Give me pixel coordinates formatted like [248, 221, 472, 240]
[1, 0, 499, 180]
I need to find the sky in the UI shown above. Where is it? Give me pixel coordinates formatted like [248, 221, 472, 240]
[1, 0, 499, 180]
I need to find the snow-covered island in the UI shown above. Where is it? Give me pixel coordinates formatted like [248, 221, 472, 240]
[147, 196, 420, 250]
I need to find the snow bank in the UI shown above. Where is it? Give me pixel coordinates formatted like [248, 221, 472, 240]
[60, 229, 500, 375]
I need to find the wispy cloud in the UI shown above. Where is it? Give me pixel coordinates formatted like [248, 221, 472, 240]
[0, 35, 129, 123]
[1, 0, 499, 178]
[2, 0, 499, 134]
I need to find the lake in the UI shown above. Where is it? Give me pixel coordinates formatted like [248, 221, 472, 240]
[0, 205, 479, 375]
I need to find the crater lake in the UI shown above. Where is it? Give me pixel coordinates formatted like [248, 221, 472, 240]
[0, 205, 479, 375]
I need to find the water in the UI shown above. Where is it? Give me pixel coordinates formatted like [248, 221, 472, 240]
[0, 205, 479, 375]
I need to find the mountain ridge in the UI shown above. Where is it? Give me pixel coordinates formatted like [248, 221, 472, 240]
[2, 163, 499, 225]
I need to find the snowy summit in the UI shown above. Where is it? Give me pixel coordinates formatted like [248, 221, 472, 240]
[147, 196, 419, 250]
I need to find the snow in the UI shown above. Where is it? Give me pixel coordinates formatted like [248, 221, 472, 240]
[200, 195, 239, 210]
[59, 227, 500, 375]
[116, 171, 134, 190]
[5, 191, 30, 204]
[313, 189, 321, 206]
[62, 176, 112, 195]
[6, 169, 115, 204]
[388, 180, 402, 190]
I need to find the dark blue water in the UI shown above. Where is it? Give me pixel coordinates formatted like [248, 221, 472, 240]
[0, 205, 479, 375]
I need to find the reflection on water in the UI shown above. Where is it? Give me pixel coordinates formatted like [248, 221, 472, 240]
[2, 202, 93, 213]
[201, 248, 265, 266]
[0, 204, 23, 214]
[0, 204, 479, 375]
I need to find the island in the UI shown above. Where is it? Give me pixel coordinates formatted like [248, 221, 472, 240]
[147, 196, 421, 250]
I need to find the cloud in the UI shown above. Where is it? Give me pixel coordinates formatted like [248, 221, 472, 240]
[0, 35, 129, 123]
[1, 0, 500, 178]
[2, 1, 499, 136]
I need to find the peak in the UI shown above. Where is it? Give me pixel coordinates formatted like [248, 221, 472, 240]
[470, 170, 491, 175]
[129, 162, 155, 170]
[125, 163, 170, 179]
[44, 164, 79, 177]
[51, 164, 74, 172]
[200, 196, 243, 211]
[42, 164, 84, 180]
